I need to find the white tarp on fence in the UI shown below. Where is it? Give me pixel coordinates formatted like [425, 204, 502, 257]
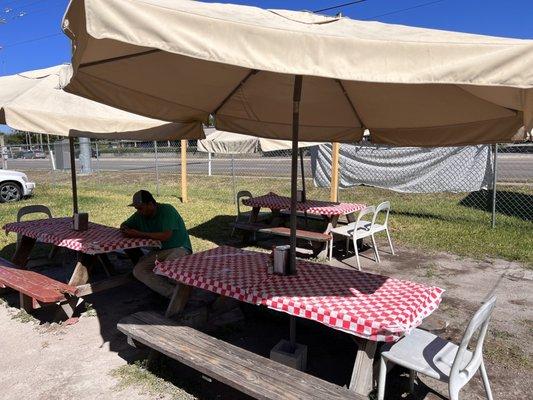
[312, 143, 493, 193]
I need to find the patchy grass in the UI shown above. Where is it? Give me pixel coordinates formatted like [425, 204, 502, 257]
[82, 302, 97, 317]
[0, 171, 531, 267]
[485, 340, 532, 370]
[111, 360, 197, 400]
[11, 309, 38, 324]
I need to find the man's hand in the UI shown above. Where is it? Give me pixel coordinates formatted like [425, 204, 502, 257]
[121, 227, 144, 238]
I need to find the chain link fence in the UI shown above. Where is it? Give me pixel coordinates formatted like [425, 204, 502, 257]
[1, 139, 531, 227]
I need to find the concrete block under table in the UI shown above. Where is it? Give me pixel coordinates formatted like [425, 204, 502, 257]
[270, 339, 308, 371]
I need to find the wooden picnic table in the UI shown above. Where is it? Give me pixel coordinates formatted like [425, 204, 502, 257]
[243, 192, 366, 256]
[3, 217, 161, 317]
[155, 245, 444, 397]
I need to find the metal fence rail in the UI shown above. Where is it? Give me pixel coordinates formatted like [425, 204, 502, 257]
[1, 140, 531, 227]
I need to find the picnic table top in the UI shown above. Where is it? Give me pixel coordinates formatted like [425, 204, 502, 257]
[155, 246, 444, 342]
[242, 192, 365, 217]
[4, 217, 161, 255]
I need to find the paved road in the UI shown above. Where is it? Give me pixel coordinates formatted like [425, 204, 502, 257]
[6, 153, 532, 182]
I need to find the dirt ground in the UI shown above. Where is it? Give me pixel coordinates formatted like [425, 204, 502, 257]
[0, 238, 531, 400]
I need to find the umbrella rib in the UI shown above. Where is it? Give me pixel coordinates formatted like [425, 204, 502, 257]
[79, 49, 162, 69]
[213, 69, 258, 115]
[336, 79, 366, 130]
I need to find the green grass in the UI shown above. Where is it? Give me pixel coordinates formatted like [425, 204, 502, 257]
[0, 171, 531, 267]
[111, 360, 197, 399]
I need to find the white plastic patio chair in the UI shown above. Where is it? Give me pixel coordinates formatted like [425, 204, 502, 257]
[328, 206, 378, 270]
[231, 191, 269, 238]
[370, 201, 394, 263]
[16, 204, 57, 259]
[378, 296, 496, 400]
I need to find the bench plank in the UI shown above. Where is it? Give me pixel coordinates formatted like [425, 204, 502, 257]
[118, 311, 361, 400]
[0, 258, 76, 303]
[260, 227, 331, 242]
[233, 222, 272, 232]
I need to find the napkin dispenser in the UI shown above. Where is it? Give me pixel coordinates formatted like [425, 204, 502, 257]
[73, 212, 89, 231]
[273, 245, 290, 275]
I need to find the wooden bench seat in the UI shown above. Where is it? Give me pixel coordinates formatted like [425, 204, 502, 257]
[0, 257, 77, 307]
[118, 311, 362, 400]
[259, 227, 331, 243]
[233, 221, 272, 232]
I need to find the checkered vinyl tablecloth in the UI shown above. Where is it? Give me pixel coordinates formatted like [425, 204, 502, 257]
[155, 246, 444, 342]
[242, 192, 365, 217]
[4, 217, 161, 255]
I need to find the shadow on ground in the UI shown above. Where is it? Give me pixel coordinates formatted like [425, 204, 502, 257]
[460, 190, 533, 221]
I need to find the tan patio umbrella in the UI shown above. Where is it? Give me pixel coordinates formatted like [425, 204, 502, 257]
[62, 0, 533, 272]
[0, 64, 203, 213]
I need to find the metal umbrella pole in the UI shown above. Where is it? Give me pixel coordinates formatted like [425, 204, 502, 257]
[287, 75, 303, 351]
[289, 75, 303, 276]
[299, 148, 308, 226]
[69, 137, 79, 214]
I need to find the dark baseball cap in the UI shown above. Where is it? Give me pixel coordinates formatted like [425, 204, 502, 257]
[129, 190, 156, 206]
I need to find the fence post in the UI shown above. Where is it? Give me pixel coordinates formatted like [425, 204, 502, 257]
[154, 140, 160, 196]
[330, 142, 340, 202]
[95, 141, 100, 174]
[181, 139, 188, 203]
[208, 152, 212, 176]
[491, 144, 498, 228]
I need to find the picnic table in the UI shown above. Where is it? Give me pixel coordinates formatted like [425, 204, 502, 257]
[155, 245, 444, 396]
[3, 217, 160, 316]
[243, 192, 366, 256]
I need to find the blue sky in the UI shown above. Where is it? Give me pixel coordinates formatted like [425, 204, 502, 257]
[1, 0, 532, 76]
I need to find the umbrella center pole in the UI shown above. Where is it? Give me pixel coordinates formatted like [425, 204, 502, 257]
[69, 137, 79, 214]
[289, 75, 303, 275]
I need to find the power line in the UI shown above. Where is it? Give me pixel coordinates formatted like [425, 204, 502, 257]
[314, 0, 367, 14]
[1, 31, 62, 49]
[364, 0, 446, 20]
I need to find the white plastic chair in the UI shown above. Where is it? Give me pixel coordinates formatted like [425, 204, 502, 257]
[16, 205, 56, 259]
[378, 296, 496, 400]
[328, 206, 378, 270]
[370, 201, 394, 263]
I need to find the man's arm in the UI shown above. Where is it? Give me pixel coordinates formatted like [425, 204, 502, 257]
[122, 228, 172, 242]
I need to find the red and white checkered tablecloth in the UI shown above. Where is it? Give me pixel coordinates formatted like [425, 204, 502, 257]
[3, 217, 161, 255]
[155, 246, 444, 342]
[156, 246, 270, 303]
[242, 192, 365, 217]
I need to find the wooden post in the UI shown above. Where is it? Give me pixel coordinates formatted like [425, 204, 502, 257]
[330, 142, 340, 202]
[181, 139, 188, 203]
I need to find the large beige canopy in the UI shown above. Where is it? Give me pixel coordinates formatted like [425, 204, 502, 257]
[198, 128, 321, 154]
[0, 64, 203, 140]
[63, 0, 532, 146]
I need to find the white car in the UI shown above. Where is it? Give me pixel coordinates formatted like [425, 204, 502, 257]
[0, 170, 35, 202]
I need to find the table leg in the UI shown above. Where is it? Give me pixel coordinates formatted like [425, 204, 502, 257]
[249, 207, 260, 223]
[314, 215, 340, 259]
[125, 248, 144, 265]
[165, 283, 192, 318]
[97, 253, 117, 276]
[12, 235, 37, 268]
[349, 338, 378, 397]
[68, 254, 94, 286]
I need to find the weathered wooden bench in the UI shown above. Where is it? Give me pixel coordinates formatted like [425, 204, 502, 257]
[0, 257, 77, 314]
[259, 226, 331, 244]
[118, 311, 362, 400]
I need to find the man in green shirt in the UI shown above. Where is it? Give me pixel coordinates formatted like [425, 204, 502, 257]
[121, 190, 192, 298]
